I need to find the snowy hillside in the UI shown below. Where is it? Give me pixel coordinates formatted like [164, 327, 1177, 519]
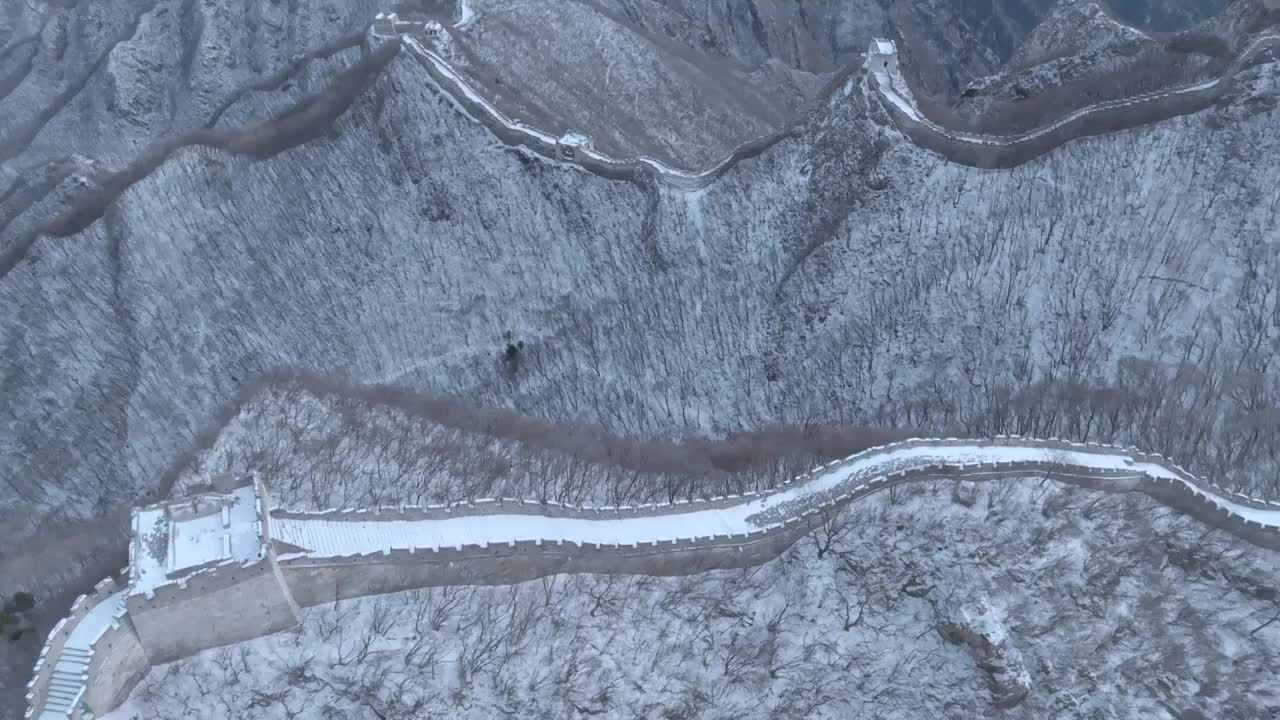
[3, 0, 1280, 716]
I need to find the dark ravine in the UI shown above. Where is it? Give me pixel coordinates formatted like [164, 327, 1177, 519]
[0, 33, 41, 103]
[0, 1, 162, 165]
[203, 30, 366, 129]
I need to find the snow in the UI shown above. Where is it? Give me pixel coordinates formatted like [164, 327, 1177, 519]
[874, 39, 896, 56]
[169, 510, 231, 571]
[455, 0, 476, 30]
[871, 33, 1280, 147]
[37, 590, 128, 719]
[130, 484, 263, 596]
[270, 443, 1280, 559]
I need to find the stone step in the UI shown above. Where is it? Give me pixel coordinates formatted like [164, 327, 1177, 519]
[44, 685, 83, 710]
[49, 678, 82, 692]
[53, 660, 88, 676]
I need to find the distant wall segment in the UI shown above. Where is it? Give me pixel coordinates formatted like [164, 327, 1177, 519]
[379, 15, 1279, 176]
[870, 34, 1280, 168]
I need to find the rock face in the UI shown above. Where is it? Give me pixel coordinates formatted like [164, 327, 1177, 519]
[938, 617, 1033, 708]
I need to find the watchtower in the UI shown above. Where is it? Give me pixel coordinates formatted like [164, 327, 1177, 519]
[556, 133, 592, 160]
[868, 38, 899, 76]
[124, 477, 299, 663]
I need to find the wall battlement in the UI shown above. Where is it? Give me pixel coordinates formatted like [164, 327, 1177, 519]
[127, 556, 275, 609]
[29, 436, 1280, 718]
[24, 576, 131, 719]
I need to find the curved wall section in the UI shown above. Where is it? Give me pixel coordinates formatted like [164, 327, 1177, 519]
[27, 436, 1280, 720]
[23, 577, 135, 720]
[380, 13, 1278, 176]
[871, 34, 1280, 168]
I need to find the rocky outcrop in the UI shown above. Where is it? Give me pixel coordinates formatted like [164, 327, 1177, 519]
[937, 619, 1032, 708]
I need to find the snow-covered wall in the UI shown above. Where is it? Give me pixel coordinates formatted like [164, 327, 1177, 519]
[24, 577, 133, 720]
[82, 616, 148, 716]
[28, 437, 1280, 719]
[871, 34, 1280, 168]
[279, 526, 806, 607]
[377, 15, 828, 191]
[379, 16, 1277, 177]
[271, 436, 1280, 608]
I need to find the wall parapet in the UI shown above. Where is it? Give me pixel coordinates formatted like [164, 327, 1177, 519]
[127, 556, 276, 610]
[272, 435, 1278, 526]
[24, 575, 128, 720]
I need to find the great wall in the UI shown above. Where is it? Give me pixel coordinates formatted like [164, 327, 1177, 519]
[371, 13, 1280, 184]
[25, 435, 1280, 719]
[867, 32, 1280, 168]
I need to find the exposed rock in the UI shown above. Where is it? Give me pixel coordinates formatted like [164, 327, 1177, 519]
[952, 480, 979, 507]
[937, 602, 1033, 709]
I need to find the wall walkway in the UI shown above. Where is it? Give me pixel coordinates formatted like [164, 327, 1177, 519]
[871, 34, 1280, 168]
[26, 436, 1280, 719]
[374, 11, 1279, 176]
[24, 579, 147, 720]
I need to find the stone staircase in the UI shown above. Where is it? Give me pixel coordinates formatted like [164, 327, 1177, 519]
[39, 646, 90, 717]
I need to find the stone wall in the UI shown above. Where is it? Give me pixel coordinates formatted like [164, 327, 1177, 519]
[873, 34, 1280, 168]
[394, 33, 807, 191]
[280, 523, 811, 607]
[28, 436, 1280, 720]
[277, 437, 1280, 609]
[23, 576, 123, 720]
[877, 80, 1223, 168]
[127, 558, 299, 664]
[391, 13, 1277, 180]
[82, 615, 148, 716]
[276, 436, 1275, 524]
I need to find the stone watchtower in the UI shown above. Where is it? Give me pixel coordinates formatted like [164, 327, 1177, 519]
[555, 132, 592, 160]
[125, 476, 299, 663]
[867, 38, 899, 76]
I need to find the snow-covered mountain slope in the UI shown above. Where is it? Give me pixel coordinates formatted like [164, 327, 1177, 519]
[417, 0, 824, 169]
[2, 0, 1280, 716]
[3, 0, 1279, 622]
[107, 478, 1280, 719]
